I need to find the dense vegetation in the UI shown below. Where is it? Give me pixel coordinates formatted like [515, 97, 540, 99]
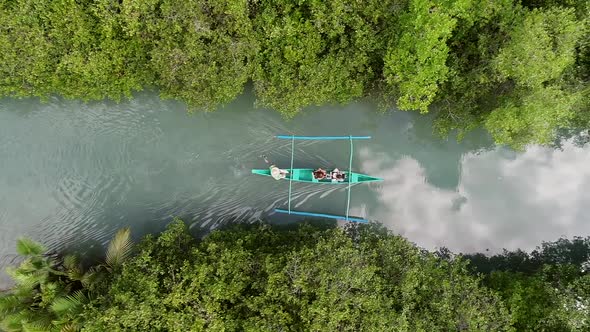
[0, 0, 588, 148]
[0, 228, 133, 331]
[1, 219, 589, 331]
[465, 237, 590, 332]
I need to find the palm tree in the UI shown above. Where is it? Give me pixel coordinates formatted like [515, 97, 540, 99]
[0, 238, 66, 331]
[0, 228, 134, 332]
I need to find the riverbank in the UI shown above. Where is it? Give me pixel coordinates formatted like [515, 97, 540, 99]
[1, 0, 588, 148]
[1, 219, 588, 331]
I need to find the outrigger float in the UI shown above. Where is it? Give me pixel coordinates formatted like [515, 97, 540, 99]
[251, 135, 383, 223]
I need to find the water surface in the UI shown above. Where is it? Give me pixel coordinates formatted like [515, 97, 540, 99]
[1, 92, 589, 285]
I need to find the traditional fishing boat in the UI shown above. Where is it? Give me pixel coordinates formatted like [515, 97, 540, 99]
[250, 168, 382, 184]
[252, 135, 382, 223]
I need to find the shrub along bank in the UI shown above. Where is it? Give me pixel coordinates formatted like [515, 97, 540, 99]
[0, 0, 588, 148]
[1, 219, 589, 331]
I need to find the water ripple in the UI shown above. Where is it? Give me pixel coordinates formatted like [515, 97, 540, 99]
[5, 91, 587, 289]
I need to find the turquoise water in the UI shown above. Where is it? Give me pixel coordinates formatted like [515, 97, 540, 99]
[1, 91, 589, 285]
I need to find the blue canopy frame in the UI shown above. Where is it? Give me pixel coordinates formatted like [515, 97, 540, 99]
[273, 135, 373, 223]
[275, 135, 371, 140]
[274, 209, 369, 223]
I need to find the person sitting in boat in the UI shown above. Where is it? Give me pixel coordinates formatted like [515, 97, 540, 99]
[313, 168, 327, 180]
[269, 165, 289, 180]
[331, 168, 340, 179]
[330, 168, 346, 182]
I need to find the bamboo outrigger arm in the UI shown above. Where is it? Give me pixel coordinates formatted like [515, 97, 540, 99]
[270, 134, 374, 223]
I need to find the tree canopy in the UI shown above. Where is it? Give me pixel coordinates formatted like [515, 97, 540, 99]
[2, 219, 589, 331]
[251, 0, 401, 116]
[464, 236, 590, 331]
[81, 220, 512, 331]
[0, 0, 588, 147]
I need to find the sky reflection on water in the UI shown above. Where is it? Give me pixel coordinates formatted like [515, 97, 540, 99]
[363, 139, 590, 252]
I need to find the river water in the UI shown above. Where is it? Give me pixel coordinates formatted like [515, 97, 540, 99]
[1, 91, 589, 283]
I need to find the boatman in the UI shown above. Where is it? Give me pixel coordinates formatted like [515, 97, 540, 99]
[262, 155, 289, 180]
[270, 165, 289, 180]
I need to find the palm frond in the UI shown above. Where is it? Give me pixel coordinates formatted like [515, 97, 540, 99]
[50, 291, 87, 315]
[62, 255, 78, 271]
[40, 281, 58, 294]
[0, 310, 46, 332]
[39, 282, 61, 308]
[79, 267, 100, 289]
[7, 267, 46, 290]
[21, 310, 54, 332]
[68, 290, 88, 306]
[0, 294, 25, 315]
[22, 320, 52, 332]
[105, 227, 133, 268]
[51, 297, 77, 315]
[16, 238, 46, 256]
[12, 284, 40, 298]
[1, 312, 27, 331]
[59, 322, 80, 332]
[63, 255, 83, 280]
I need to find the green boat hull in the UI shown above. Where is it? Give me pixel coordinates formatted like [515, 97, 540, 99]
[251, 168, 383, 184]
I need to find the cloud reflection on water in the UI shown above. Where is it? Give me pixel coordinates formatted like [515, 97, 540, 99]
[362, 139, 590, 253]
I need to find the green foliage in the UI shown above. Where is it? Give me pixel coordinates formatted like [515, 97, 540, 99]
[0, 0, 150, 101]
[464, 236, 590, 331]
[433, 2, 587, 147]
[0, 0, 588, 146]
[483, 268, 590, 332]
[252, 0, 402, 116]
[82, 219, 511, 331]
[0, 1, 56, 98]
[1, 238, 81, 332]
[144, 0, 256, 110]
[50, 0, 150, 101]
[0, 229, 135, 332]
[3, 221, 589, 331]
[51, 290, 87, 316]
[384, 0, 474, 112]
[105, 227, 133, 269]
[493, 8, 581, 89]
[15, 238, 46, 256]
[484, 86, 581, 148]
[560, 274, 590, 331]
[487, 6, 584, 147]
